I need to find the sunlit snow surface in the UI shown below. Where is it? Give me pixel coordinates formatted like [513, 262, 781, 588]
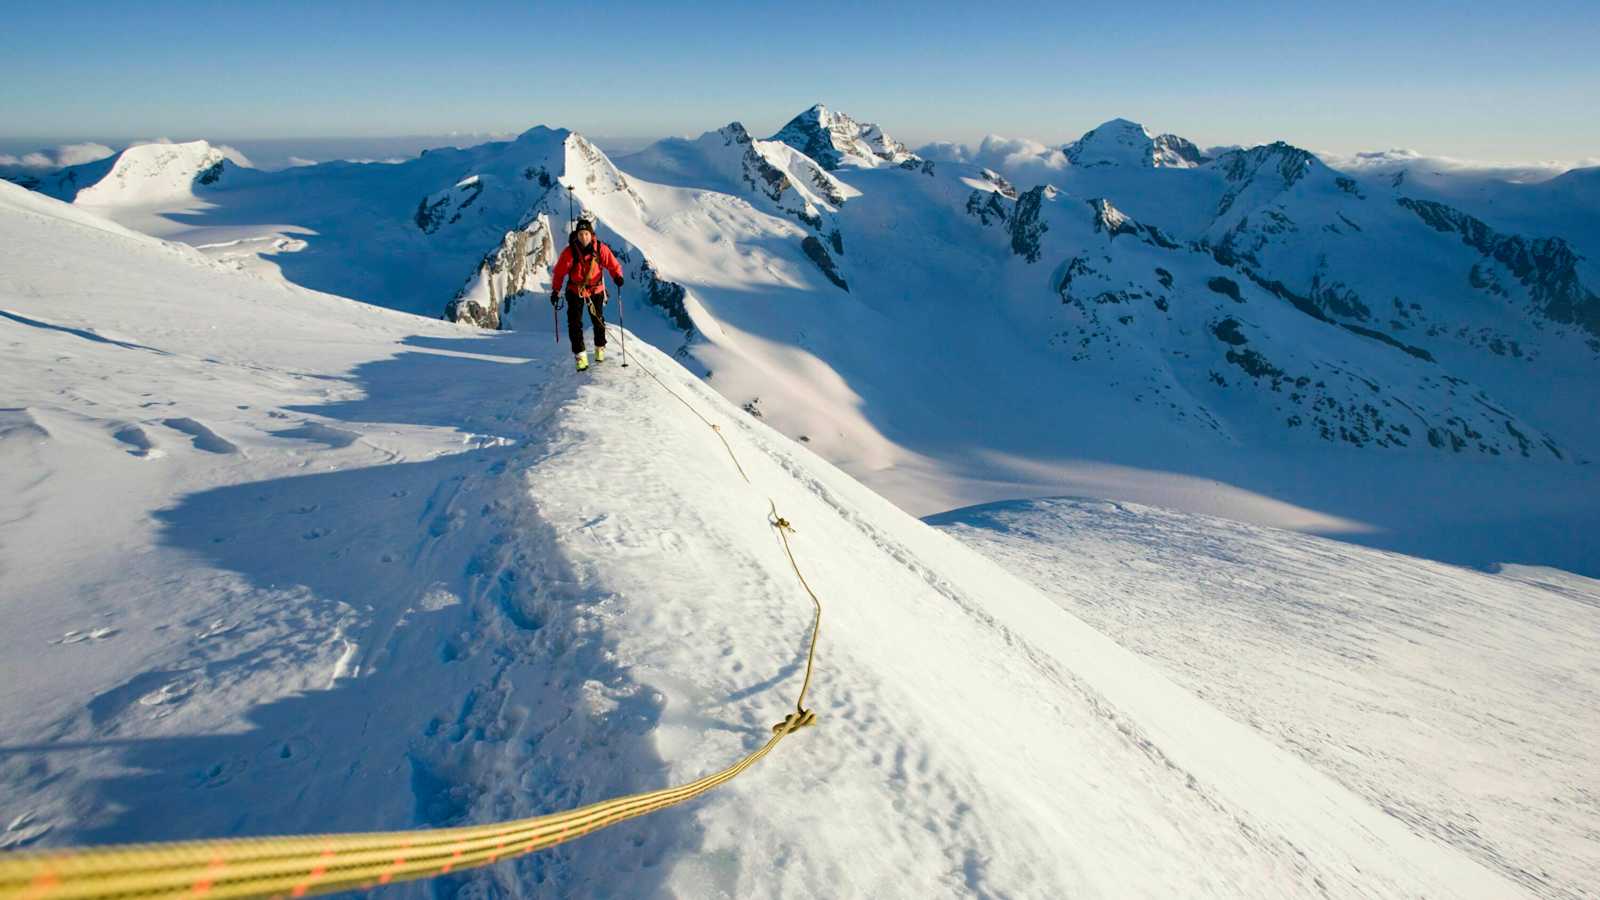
[932, 497, 1600, 898]
[0, 182, 1558, 897]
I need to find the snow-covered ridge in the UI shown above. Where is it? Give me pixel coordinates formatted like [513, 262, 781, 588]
[0, 181, 1540, 897]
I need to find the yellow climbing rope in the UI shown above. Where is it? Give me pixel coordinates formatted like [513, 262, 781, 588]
[0, 713, 811, 900]
[0, 328, 822, 900]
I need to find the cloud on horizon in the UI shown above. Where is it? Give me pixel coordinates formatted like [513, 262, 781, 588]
[1318, 149, 1600, 184]
[0, 142, 115, 170]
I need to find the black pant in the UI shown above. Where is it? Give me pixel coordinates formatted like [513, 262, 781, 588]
[566, 291, 606, 353]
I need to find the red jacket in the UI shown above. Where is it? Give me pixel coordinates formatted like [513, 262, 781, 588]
[552, 241, 623, 298]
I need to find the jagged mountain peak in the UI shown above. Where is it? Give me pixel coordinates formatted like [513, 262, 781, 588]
[718, 121, 754, 144]
[769, 103, 917, 170]
[1211, 141, 1326, 189]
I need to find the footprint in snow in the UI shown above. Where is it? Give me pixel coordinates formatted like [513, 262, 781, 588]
[0, 813, 53, 850]
[195, 619, 235, 640]
[137, 679, 196, 708]
[271, 421, 360, 449]
[112, 424, 163, 459]
[162, 417, 238, 454]
[189, 758, 247, 789]
[51, 627, 118, 645]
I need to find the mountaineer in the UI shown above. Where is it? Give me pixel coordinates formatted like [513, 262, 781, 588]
[550, 218, 625, 371]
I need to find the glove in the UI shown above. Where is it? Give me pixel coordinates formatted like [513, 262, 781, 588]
[550, 290, 560, 306]
[614, 275, 625, 288]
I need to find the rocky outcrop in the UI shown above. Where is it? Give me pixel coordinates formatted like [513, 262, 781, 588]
[416, 176, 487, 234]
[445, 216, 556, 329]
[641, 258, 694, 340]
[802, 235, 848, 290]
[1088, 198, 1179, 248]
[1010, 186, 1054, 263]
[966, 190, 1010, 226]
[1397, 197, 1600, 337]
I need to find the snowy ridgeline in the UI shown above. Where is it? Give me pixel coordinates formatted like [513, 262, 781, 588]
[12, 106, 1600, 577]
[2, 181, 1588, 896]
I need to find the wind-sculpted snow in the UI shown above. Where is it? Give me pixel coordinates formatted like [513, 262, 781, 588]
[933, 496, 1600, 899]
[0, 182, 1543, 896]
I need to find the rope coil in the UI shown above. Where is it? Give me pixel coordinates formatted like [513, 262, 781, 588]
[0, 326, 825, 900]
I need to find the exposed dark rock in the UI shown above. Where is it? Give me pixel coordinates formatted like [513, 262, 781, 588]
[1056, 257, 1093, 295]
[1212, 318, 1249, 345]
[966, 190, 1009, 226]
[1010, 187, 1051, 263]
[1225, 348, 1284, 379]
[1308, 274, 1372, 321]
[642, 261, 694, 336]
[1207, 277, 1245, 303]
[444, 298, 497, 329]
[1338, 322, 1433, 362]
[415, 195, 449, 234]
[196, 160, 225, 186]
[1154, 268, 1174, 289]
[801, 235, 848, 290]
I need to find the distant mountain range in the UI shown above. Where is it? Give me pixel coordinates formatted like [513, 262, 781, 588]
[10, 104, 1597, 570]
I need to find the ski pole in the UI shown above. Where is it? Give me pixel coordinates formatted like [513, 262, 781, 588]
[618, 279, 628, 368]
[552, 295, 560, 343]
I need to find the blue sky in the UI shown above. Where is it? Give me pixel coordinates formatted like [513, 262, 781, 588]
[2, 0, 1595, 161]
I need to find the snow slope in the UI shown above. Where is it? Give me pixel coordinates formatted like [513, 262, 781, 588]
[931, 498, 1600, 899]
[0, 182, 1543, 896]
[16, 109, 1600, 579]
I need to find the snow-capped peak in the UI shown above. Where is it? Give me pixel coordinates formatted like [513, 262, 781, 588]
[769, 103, 917, 170]
[1064, 118, 1209, 168]
[73, 140, 250, 207]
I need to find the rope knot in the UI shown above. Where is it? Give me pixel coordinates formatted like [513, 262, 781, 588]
[772, 708, 816, 734]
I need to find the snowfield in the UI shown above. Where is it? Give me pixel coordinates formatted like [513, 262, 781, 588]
[931, 498, 1600, 898]
[0, 180, 1575, 897]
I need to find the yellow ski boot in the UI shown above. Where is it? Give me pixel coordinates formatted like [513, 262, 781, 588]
[595, 346, 606, 363]
[575, 350, 589, 372]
